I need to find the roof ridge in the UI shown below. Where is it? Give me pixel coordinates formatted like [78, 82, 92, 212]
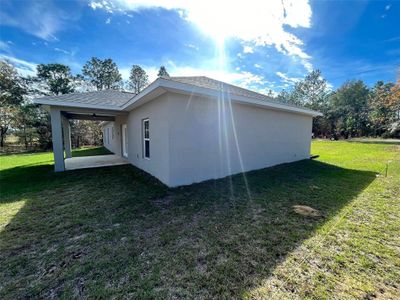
[170, 75, 272, 99]
[202, 76, 273, 98]
[165, 76, 318, 113]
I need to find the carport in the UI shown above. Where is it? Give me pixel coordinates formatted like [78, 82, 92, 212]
[33, 90, 133, 172]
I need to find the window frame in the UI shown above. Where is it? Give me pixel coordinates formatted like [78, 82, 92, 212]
[142, 118, 150, 159]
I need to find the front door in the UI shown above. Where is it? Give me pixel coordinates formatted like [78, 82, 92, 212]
[122, 124, 128, 158]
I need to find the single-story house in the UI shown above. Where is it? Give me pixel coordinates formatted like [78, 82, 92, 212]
[34, 76, 321, 187]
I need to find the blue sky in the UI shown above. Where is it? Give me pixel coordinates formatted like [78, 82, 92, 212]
[0, 0, 399, 94]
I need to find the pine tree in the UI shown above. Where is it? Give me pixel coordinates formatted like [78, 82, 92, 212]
[82, 57, 122, 90]
[157, 66, 170, 78]
[129, 65, 149, 94]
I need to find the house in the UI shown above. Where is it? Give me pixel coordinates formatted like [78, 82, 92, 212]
[34, 76, 322, 187]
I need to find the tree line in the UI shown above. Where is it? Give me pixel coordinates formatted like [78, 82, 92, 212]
[1, 58, 399, 152]
[0, 58, 169, 150]
[276, 70, 400, 139]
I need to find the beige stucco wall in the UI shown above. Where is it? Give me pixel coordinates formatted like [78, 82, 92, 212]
[126, 94, 170, 185]
[166, 92, 313, 186]
[102, 116, 127, 156]
[104, 92, 313, 187]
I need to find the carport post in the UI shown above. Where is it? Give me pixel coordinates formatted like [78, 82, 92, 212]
[50, 107, 65, 172]
[62, 116, 72, 158]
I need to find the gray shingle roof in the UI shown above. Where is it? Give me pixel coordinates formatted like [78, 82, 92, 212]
[34, 90, 135, 108]
[166, 76, 273, 101]
[165, 76, 317, 113]
[33, 76, 319, 115]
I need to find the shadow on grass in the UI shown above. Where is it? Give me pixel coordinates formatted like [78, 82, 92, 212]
[0, 147, 112, 198]
[72, 146, 112, 157]
[0, 160, 376, 298]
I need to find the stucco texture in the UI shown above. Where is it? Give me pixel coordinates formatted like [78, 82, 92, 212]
[104, 92, 313, 187]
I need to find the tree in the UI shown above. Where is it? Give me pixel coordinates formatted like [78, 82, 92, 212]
[368, 81, 395, 136]
[0, 61, 26, 147]
[329, 80, 370, 137]
[82, 57, 122, 90]
[36, 63, 74, 95]
[389, 79, 400, 119]
[14, 104, 38, 150]
[299, 70, 330, 136]
[129, 65, 148, 94]
[157, 66, 170, 78]
[71, 120, 103, 147]
[287, 70, 329, 108]
[386, 79, 400, 137]
[276, 70, 329, 107]
[276, 70, 330, 136]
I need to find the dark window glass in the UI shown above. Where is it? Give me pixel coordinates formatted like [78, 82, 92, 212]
[145, 140, 150, 158]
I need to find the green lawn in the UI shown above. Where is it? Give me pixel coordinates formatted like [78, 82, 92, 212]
[0, 141, 399, 299]
[0, 146, 111, 197]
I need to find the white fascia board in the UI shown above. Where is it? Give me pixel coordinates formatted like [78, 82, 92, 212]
[121, 79, 163, 110]
[157, 78, 323, 117]
[33, 98, 123, 111]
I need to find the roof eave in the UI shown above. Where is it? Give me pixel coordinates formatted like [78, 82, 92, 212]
[156, 78, 322, 117]
[33, 98, 123, 111]
[33, 78, 322, 117]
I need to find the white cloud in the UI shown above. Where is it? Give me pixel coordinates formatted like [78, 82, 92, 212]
[54, 47, 70, 55]
[0, 54, 37, 77]
[243, 46, 254, 54]
[105, 17, 111, 24]
[0, 41, 12, 53]
[258, 87, 277, 97]
[254, 63, 262, 69]
[236, 71, 264, 89]
[89, 0, 116, 13]
[89, 1, 104, 10]
[0, 1, 79, 41]
[185, 43, 199, 50]
[302, 60, 313, 72]
[276, 71, 301, 84]
[120, 63, 269, 94]
[89, 0, 313, 71]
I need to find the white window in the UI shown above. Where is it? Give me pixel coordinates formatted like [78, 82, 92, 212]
[142, 118, 150, 159]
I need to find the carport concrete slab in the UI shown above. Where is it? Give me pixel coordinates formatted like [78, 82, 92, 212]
[65, 154, 128, 170]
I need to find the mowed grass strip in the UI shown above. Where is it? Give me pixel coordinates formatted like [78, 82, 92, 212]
[0, 141, 399, 299]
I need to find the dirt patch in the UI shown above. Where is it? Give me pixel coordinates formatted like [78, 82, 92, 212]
[293, 205, 322, 218]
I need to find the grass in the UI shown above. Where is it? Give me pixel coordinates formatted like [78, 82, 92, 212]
[0, 141, 399, 299]
[0, 146, 111, 197]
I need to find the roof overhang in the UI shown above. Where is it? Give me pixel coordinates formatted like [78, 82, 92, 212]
[39, 104, 128, 117]
[33, 99, 123, 111]
[33, 78, 322, 117]
[121, 78, 322, 117]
